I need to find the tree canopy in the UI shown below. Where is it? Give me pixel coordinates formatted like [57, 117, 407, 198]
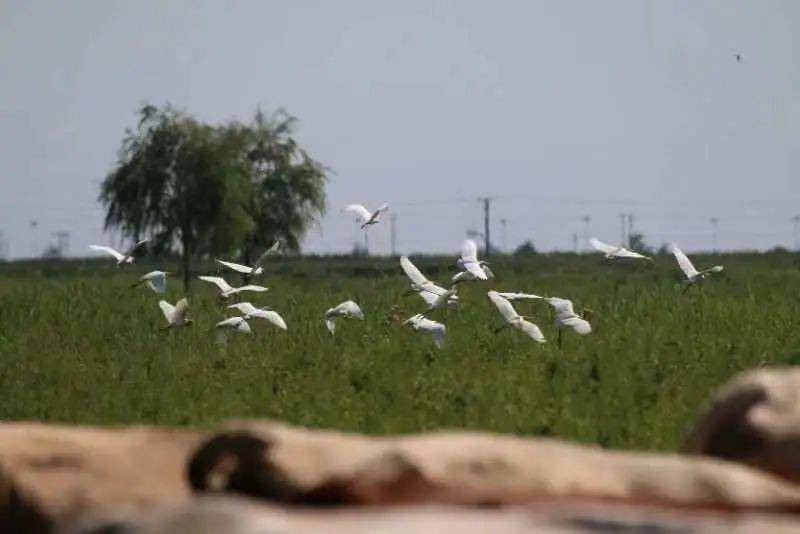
[99, 104, 328, 288]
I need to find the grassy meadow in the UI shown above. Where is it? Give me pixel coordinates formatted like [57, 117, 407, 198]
[1, 251, 799, 452]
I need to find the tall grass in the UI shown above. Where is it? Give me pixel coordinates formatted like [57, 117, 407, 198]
[1, 252, 799, 451]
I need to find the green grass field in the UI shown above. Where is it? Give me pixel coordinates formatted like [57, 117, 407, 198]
[1, 252, 799, 452]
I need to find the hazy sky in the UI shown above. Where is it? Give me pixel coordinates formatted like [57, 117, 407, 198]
[2, 0, 799, 258]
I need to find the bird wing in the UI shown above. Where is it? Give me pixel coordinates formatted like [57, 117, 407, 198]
[487, 291, 520, 322]
[233, 285, 268, 294]
[460, 240, 487, 280]
[563, 316, 592, 335]
[546, 297, 575, 317]
[251, 309, 288, 330]
[497, 292, 542, 301]
[669, 244, 699, 278]
[613, 247, 649, 260]
[451, 270, 472, 284]
[400, 256, 430, 287]
[417, 290, 440, 307]
[254, 240, 282, 267]
[589, 238, 616, 255]
[460, 239, 479, 263]
[375, 203, 390, 214]
[517, 319, 546, 342]
[215, 317, 242, 329]
[324, 317, 336, 334]
[343, 204, 372, 222]
[235, 318, 252, 333]
[88, 245, 125, 261]
[228, 302, 258, 315]
[339, 300, 364, 319]
[404, 314, 423, 326]
[125, 239, 148, 258]
[215, 259, 253, 274]
[158, 300, 175, 322]
[702, 265, 725, 275]
[198, 276, 233, 293]
[173, 298, 189, 323]
[145, 272, 167, 294]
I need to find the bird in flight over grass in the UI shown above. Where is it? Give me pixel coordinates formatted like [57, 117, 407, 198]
[198, 276, 268, 300]
[342, 203, 390, 229]
[214, 316, 252, 343]
[589, 238, 651, 261]
[215, 240, 282, 278]
[88, 239, 148, 266]
[158, 298, 192, 329]
[543, 297, 592, 347]
[404, 314, 446, 349]
[324, 300, 364, 334]
[453, 239, 493, 283]
[131, 270, 169, 294]
[228, 302, 287, 330]
[399, 256, 459, 308]
[669, 243, 724, 292]
[487, 291, 545, 343]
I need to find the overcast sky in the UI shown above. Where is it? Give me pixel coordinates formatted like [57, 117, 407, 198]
[2, 0, 799, 258]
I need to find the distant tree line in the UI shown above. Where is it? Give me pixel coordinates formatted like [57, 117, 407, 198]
[99, 104, 328, 289]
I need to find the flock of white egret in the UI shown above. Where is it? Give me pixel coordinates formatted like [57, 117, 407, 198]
[88, 202, 724, 349]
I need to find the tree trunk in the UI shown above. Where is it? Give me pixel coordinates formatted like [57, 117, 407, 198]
[182, 231, 191, 292]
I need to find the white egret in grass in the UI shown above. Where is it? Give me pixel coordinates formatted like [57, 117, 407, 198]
[453, 239, 493, 283]
[404, 314, 446, 349]
[589, 238, 651, 261]
[544, 297, 592, 346]
[88, 239, 148, 266]
[214, 316, 251, 343]
[496, 292, 542, 301]
[215, 240, 282, 278]
[227, 302, 287, 330]
[131, 270, 169, 293]
[197, 276, 268, 299]
[342, 203, 390, 229]
[399, 256, 458, 308]
[487, 291, 545, 343]
[158, 298, 192, 329]
[669, 243, 724, 292]
[324, 300, 364, 334]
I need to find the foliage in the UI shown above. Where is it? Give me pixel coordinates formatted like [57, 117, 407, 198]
[1, 253, 799, 452]
[99, 104, 327, 288]
[514, 240, 538, 255]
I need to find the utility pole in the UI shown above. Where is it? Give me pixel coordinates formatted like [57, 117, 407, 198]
[581, 215, 591, 250]
[500, 218, 507, 253]
[710, 217, 719, 253]
[30, 219, 39, 258]
[572, 232, 578, 253]
[627, 213, 634, 248]
[390, 213, 397, 256]
[480, 197, 492, 257]
[619, 213, 627, 246]
[793, 215, 800, 251]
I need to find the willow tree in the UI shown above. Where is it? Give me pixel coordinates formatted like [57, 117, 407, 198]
[99, 104, 327, 289]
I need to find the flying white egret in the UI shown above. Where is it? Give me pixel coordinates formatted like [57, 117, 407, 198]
[131, 271, 169, 293]
[197, 276, 268, 299]
[453, 239, 492, 283]
[88, 239, 148, 266]
[589, 238, 651, 261]
[496, 292, 542, 301]
[227, 302, 287, 330]
[399, 256, 458, 308]
[486, 291, 545, 343]
[419, 287, 458, 318]
[158, 298, 192, 329]
[214, 316, 252, 343]
[543, 297, 592, 346]
[215, 240, 282, 278]
[669, 243, 725, 292]
[404, 314, 446, 349]
[324, 300, 364, 334]
[342, 203, 390, 229]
